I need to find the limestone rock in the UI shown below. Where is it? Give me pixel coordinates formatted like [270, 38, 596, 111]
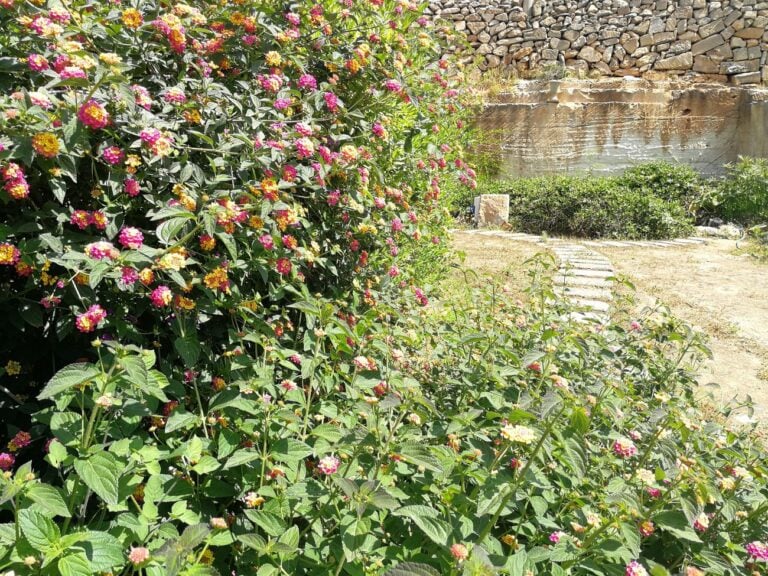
[578, 45, 603, 62]
[655, 51, 694, 69]
[475, 195, 510, 228]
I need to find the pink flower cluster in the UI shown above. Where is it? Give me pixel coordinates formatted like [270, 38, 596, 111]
[613, 438, 637, 458]
[1, 163, 30, 200]
[132, 85, 153, 110]
[124, 178, 141, 197]
[118, 227, 144, 249]
[75, 304, 107, 333]
[297, 74, 317, 90]
[625, 561, 648, 576]
[163, 87, 187, 104]
[27, 53, 49, 71]
[150, 285, 173, 307]
[70, 210, 108, 230]
[101, 146, 125, 165]
[77, 100, 110, 130]
[746, 541, 768, 561]
[317, 455, 340, 475]
[324, 92, 339, 113]
[86, 241, 119, 260]
[0, 453, 15, 471]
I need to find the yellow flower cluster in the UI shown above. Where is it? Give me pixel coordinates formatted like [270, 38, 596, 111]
[31, 132, 60, 158]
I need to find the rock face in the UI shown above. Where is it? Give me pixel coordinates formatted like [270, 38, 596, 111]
[474, 79, 768, 177]
[425, 0, 768, 85]
[475, 194, 510, 227]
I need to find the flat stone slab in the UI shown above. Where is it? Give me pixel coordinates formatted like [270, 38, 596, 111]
[558, 268, 615, 278]
[572, 298, 611, 312]
[556, 286, 613, 300]
[564, 260, 613, 269]
[556, 275, 613, 288]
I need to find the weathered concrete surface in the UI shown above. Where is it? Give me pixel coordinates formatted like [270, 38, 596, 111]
[476, 79, 768, 176]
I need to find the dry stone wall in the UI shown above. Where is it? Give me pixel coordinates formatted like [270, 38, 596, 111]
[426, 0, 768, 84]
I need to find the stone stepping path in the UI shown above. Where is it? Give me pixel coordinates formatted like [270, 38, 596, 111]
[452, 229, 710, 322]
[552, 244, 615, 321]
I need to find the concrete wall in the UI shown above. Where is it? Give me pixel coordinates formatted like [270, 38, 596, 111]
[427, 0, 768, 85]
[475, 79, 768, 176]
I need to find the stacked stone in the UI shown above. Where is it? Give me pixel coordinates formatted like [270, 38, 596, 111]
[425, 0, 768, 84]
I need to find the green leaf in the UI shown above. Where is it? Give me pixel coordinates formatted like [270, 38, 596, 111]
[244, 510, 286, 538]
[120, 355, 149, 388]
[38, 363, 100, 400]
[165, 410, 200, 433]
[384, 563, 441, 576]
[178, 523, 210, 549]
[26, 484, 71, 517]
[82, 531, 124, 571]
[396, 442, 442, 473]
[73, 452, 121, 506]
[58, 553, 91, 576]
[175, 335, 201, 366]
[192, 456, 220, 475]
[653, 511, 701, 543]
[395, 506, 450, 546]
[19, 508, 60, 549]
[238, 533, 267, 552]
[222, 449, 260, 470]
[271, 439, 313, 463]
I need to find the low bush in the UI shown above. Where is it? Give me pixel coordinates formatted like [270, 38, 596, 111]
[495, 173, 694, 239]
[3, 260, 768, 575]
[703, 157, 768, 225]
[618, 161, 708, 210]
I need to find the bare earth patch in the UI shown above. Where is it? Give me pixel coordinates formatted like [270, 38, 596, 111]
[450, 231, 548, 296]
[451, 232, 768, 421]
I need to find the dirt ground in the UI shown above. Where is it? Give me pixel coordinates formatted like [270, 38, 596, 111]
[451, 232, 768, 422]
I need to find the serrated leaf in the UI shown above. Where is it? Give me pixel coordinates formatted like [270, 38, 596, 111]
[58, 553, 91, 576]
[165, 410, 199, 433]
[175, 335, 201, 366]
[82, 531, 124, 571]
[244, 510, 286, 538]
[19, 508, 60, 548]
[222, 449, 260, 470]
[26, 484, 71, 517]
[396, 442, 442, 473]
[38, 363, 100, 400]
[272, 439, 313, 463]
[73, 452, 121, 505]
[384, 562, 441, 576]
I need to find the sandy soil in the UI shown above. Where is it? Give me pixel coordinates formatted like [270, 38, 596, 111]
[450, 232, 550, 297]
[451, 232, 768, 421]
[600, 239, 768, 422]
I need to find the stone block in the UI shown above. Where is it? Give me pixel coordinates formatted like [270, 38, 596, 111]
[475, 194, 510, 228]
[692, 33, 725, 53]
[655, 51, 694, 69]
[736, 26, 766, 37]
[694, 55, 721, 72]
[653, 31, 677, 43]
[578, 45, 603, 62]
[731, 70, 763, 82]
[719, 58, 761, 73]
[649, 16, 666, 33]
[699, 18, 726, 37]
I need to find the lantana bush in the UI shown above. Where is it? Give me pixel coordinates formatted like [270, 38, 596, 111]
[1, 0, 768, 575]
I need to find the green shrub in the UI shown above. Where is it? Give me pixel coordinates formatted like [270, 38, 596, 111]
[704, 156, 768, 225]
[5, 257, 768, 576]
[619, 161, 708, 209]
[494, 173, 694, 239]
